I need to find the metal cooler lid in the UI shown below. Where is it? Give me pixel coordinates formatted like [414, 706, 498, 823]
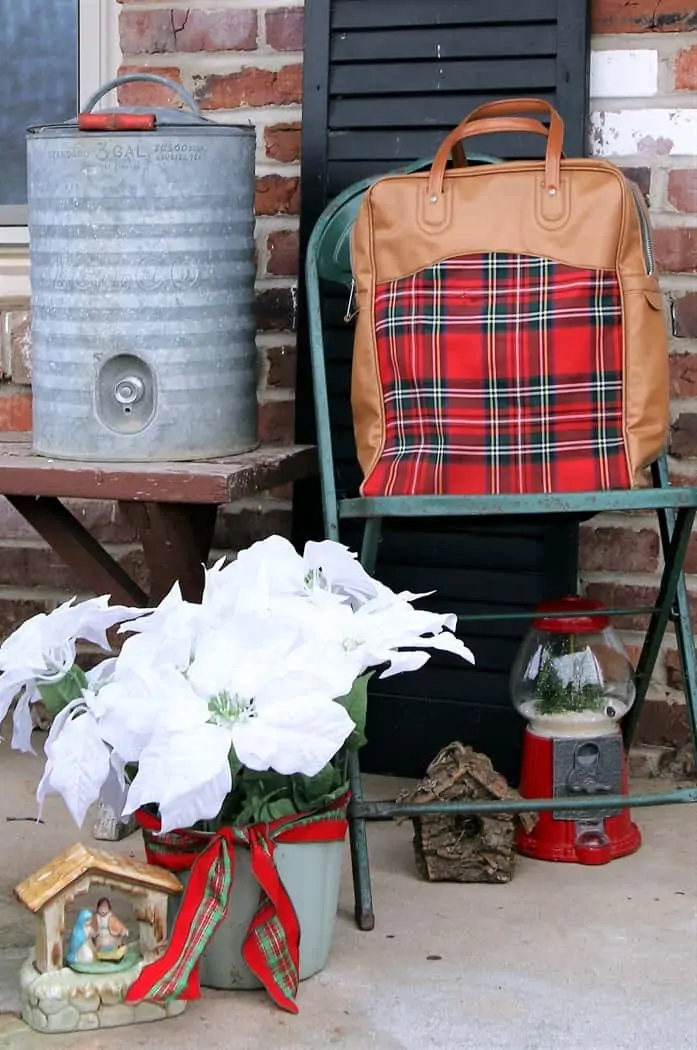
[28, 72, 254, 136]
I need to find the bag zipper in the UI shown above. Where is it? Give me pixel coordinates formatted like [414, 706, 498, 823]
[629, 180, 655, 276]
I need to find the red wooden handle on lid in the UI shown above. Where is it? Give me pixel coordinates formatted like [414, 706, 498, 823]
[77, 113, 157, 132]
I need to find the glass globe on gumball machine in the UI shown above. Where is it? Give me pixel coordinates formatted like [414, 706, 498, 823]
[511, 596, 641, 866]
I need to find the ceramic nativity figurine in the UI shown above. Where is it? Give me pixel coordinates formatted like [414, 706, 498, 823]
[66, 896, 130, 970]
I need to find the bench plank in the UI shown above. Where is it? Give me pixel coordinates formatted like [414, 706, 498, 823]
[0, 434, 317, 504]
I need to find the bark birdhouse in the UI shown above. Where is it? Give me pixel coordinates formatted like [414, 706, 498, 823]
[398, 742, 534, 883]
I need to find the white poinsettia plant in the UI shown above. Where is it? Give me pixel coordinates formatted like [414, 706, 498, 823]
[0, 536, 473, 834]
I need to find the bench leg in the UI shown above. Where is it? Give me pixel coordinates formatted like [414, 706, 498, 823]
[123, 502, 218, 603]
[348, 748, 375, 931]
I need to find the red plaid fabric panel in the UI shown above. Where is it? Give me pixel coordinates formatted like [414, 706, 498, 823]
[363, 253, 630, 496]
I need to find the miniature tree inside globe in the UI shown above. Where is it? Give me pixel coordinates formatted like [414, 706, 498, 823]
[511, 596, 636, 736]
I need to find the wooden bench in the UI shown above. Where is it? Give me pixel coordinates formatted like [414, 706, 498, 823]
[0, 432, 317, 606]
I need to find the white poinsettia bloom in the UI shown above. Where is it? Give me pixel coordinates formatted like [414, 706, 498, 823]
[188, 621, 356, 772]
[121, 654, 355, 833]
[37, 699, 111, 827]
[87, 666, 207, 763]
[201, 536, 382, 618]
[117, 582, 201, 672]
[0, 595, 148, 753]
[269, 591, 474, 679]
[301, 539, 380, 607]
[123, 724, 235, 834]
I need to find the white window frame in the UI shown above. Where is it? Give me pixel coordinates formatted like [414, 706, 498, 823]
[0, 0, 121, 250]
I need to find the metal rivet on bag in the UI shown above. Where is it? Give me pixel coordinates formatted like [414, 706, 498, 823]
[429, 195, 438, 203]
[547, 187, 557, 196]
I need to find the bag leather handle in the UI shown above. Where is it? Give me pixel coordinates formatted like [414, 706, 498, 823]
[449, 118, 552, 169]
[450, 98, 561, 167]
[428, 100, 564, 198]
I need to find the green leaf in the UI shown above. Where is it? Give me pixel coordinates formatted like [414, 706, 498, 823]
[220, 762, 349, 827]
[335, 673, 371, 750]
[37, 665, 88, 716]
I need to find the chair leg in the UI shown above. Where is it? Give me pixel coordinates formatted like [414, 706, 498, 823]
[671, 568, 697, 763]
[624, 506, 696, 748]
[347, 748, 375, 931]
[360, 517, 382, 574]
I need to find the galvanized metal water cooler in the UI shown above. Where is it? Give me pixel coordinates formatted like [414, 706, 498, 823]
[27, 73, 258, 462]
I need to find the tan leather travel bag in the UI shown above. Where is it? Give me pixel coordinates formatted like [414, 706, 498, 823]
[350, 98, 669, 496]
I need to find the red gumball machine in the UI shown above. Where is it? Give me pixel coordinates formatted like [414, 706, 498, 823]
[511, 596, 641, 866]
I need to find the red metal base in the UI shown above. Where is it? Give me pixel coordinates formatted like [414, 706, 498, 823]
[516, 727, 642, 864]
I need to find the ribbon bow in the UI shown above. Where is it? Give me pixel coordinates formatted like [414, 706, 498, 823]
[125, 793, 349, 1014]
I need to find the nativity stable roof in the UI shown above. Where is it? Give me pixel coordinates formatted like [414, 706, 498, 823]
[14, 842, 182, 913]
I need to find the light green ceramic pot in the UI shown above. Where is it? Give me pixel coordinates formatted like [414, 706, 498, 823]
[173, 839, 344, 990]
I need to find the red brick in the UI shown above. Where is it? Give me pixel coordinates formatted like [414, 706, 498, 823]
[0, 390, 32, 432]
[119, 10, 172, 53]
[668, 170, 697, 214]
[117, 65, 183, 107]
[671, 413, 697, 458]
[591, 0, 697, 33]
[653, 227, 697, 273]
[264, 122, 301, 163]
[267, 229, 299, 275]
[258, 395, 295, 443]
[172, 9, 256, 52]
[664, 647, 697, 691]
[585, 582, 697, 631]
[671, 464, 697, 487]
[675, 44, 697, 89]
[0, 597, 57, 644]
[120, 9, 257, 55]
[265, 7, 304, 51]
[7, 310, 31, 385]
[584, 583, 656, 631]
[669, 353, 697, 398]
[673, 294, 697, 338]
[255, 176, 300, 216]
[215, 497, 291, 549]
[635, 698, 691, 747]
[0, 542, 148, 593]
[194, 65, 302, 109]
[687, 532, 697, 575]
[255, 288, 296, 332]
[265, 344, 297, 389]
[0, 497, 138, 544]
[620, 166, 651, 205]
[579, 525, 659, 573]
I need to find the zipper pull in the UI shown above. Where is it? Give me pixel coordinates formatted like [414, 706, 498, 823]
[344, 279, 357, 323]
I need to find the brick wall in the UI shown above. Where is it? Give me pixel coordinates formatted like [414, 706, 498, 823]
[0, 0, 695, 748]
[583, 0, 697, 745]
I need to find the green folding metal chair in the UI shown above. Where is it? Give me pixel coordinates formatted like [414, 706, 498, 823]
[304, 167, 697, 932]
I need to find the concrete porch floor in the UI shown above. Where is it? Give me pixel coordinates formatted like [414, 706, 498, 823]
[0, 746, 696, 1050]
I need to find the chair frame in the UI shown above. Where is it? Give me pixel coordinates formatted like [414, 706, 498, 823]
[305, 170, 697, 932]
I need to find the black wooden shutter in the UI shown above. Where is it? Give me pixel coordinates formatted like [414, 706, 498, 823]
[295, 0, 591, 783]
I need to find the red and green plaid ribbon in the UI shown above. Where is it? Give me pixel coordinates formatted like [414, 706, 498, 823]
[124, 793, 349, 1014]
